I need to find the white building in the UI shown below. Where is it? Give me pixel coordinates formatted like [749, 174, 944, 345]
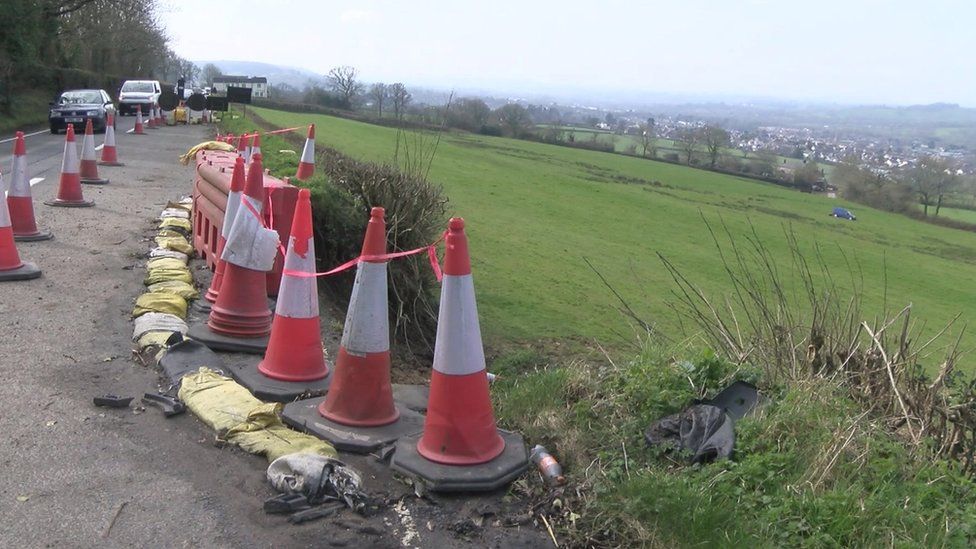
[212, 76, 269, 98]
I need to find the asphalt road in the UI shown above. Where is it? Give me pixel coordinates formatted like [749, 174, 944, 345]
[0, 119, 547, 548]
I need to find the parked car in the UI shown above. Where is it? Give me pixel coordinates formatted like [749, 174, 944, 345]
[118, 79, 161, 115]
[831, 207, 857, 221]
[49, 89, 116, 134]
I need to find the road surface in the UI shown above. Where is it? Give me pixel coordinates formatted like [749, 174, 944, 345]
[0, 119, 546, 548]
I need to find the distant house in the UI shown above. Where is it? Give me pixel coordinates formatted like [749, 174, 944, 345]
[212, 76, 269, 98]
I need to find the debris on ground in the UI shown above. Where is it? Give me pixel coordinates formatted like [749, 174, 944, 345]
[266, 453, 374, 514]
[142, 392, 186, 417]
[93, 395, 134, 408]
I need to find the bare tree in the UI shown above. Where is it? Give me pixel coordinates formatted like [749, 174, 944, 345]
[702, 125, 730, 169]
[389, 82, 411, 120]
[639, 117, 656, 158]
[903, 156, 959, 216]
[494, 103, 530, 138]
[368, 82, 388, 117]
[327, 65, 363, 109]
[676, 127, 700, 165]
[201, 63, 222, 86]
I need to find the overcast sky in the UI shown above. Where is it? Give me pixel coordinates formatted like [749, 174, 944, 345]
[158, 0, 974, 106]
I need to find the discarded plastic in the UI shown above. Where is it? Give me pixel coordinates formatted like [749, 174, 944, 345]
[267, 453, 372, 514]
[93, 395, 133, 408]
[530, 445, 566, 485]
[142, 392, 186, 417]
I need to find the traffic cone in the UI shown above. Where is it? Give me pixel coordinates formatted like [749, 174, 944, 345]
[202, 156, 246, 306]
[7, 132, 52, 241]
[79, 119, 109, 184]
[146, 106, 155, 129]
[250, 133, 261, 163]
[134, 105, 146, 134]
[231, 188, 331, 401]
[44, 125, 94, 208]
[295, 124, 315, 180]
[242, 134, 253, 165]
[0, 167, 42, 282]
[99, 113, 123, 166]
[391, 218, 528, 491]
[282, 207, 425, 452]
[187, 153, 274, 353]
[236, 133, 246, 154]
[157, 105, 165, 127]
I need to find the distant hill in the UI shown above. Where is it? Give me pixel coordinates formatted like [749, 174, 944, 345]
[196, 60, 327, 89]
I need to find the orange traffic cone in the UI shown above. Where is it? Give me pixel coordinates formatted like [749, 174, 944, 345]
[235, 133, 246, 154]
[44, 125, 94, 208]
[99, 113, 123, 166]
[231, 188, 331, 401]
[250, 133, 261, 163]
[188, 153, 275, 353]
[156, 105, 165, 127]
[7, 132, 52, 241]
[391, 218, 528, 491]
[202, 156, 246, 306]
[134, 105, 146, 134]
[282, 206, 425, 452]
[0, 167, 42, 282]
[79, 119, 109, 184]
[242, 134, 253, 165]
[295, 124, 315, 180]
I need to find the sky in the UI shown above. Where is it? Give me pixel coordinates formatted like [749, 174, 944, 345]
[158, 0, 975, 106]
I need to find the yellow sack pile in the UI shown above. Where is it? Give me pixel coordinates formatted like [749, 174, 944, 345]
[179, 141, 237, 165]
[159, 217, 192, 232]
[147, 280, 199, 300]
[147, 257, 188, 271]
[155, 235, 194, 255]
[178, 368, 337, 462]
[133, 292, 188, 318]
[145, 267, 193, 286]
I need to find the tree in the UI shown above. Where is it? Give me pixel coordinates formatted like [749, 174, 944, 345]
[449, 97, 491, 131]
[639, 118, 656, 158]
[201, 63, 222, 87]
[327, 65, 363, 109]
[793, 161, 822, 188]
[702, 125, 730, 169]
[903, 156, 959, 216]
[494, 103, 530, 138]
[368, 82, 388, 117]
[676, 126, 700, 165]
[389, 82, 411, 120]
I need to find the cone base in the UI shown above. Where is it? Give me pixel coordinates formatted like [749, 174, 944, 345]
[391, 430, 529, 493]
[14, 229, 54, 242]
[282, 396, 425, 454]
[230, 358, 331, 402]
[191, 299, 213, 314]
[186, 319, 269, 354]
[44, 198, 94, 208]
[0, 261, 42, 282]
[159, 339, 226, 385]
[98, 161, 124, 166]
[80, 177, 110, 185]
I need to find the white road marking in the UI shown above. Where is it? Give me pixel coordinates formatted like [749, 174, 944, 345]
[0, 129, 47, 144]
[125, 128, 134, 134]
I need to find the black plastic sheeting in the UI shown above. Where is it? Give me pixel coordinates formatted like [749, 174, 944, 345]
[644, 381, 758, 463]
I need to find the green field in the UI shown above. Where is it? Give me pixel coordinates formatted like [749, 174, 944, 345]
[253, 106, 976, 357]
[934, 205, 976, 224]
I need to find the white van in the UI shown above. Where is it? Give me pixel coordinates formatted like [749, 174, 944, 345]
[118, 80, 161, 115]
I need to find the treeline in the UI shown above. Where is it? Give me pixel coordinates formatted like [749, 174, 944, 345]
[0, 0, 193, 112]
[831, 156, 976, 217]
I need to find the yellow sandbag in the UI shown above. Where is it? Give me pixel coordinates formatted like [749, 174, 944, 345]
[133, 292, 187, 319]
[157, 228, 189, 239]
[147, 257, 187, 270]
[178, 368, 336, 461]
[144, 267, 193, 285]
[179, 141, 237, 165]
[159, 217, 192, 232]
[147, 280, 199, 300]
[137, 331, 175, 349]
[155, 235, 194, 255]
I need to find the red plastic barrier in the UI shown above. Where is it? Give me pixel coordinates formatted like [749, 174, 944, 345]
[192, 150, 299, 296]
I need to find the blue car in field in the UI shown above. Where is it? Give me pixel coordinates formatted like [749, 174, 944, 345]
[831, 207, 856, 221]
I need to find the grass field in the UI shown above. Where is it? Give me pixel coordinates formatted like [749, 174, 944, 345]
[252, 106, 976, 358]
[934, 205, 976, 224]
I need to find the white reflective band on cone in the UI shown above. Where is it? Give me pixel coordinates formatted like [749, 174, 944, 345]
[62, 140, 79, 173]
[221, 195, 280, 271]
[275, 237, 318, 318]
[82, 132, 96, 160]
[300, 138, 315, 163]
[432, 274, 486, 376]
[104, 125, 116, 147]
[0, 175, 10, 226]
[9, 155, 29, 197]
[220, 190, 242, 239]
[340, 261, 389, 355]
